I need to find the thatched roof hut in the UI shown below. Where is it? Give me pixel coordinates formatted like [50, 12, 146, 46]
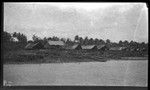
[109, 46, 126, 51]
[97, 45, 108, 51]
[81, 45, 97, 50]
[65, 44, 82, 50]
[44, 40, 65, 49]
[25, 42, 44, 50]
[71, 44, 82, 50]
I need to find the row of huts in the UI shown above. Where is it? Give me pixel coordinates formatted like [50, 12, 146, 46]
[25, 40, 135, 51]
[25, 40, 108, 51]
[25, 41, 65, 50]
[66, 44, 109, 51]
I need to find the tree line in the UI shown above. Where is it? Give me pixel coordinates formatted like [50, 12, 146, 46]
[3, 31, 148, 51]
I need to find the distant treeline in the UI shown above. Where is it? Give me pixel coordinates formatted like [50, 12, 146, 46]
[3, 31, 148, 51]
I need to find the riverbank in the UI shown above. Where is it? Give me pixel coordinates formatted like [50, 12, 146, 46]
[3, 49, 148, 64]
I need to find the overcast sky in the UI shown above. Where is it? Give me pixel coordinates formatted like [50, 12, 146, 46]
[4, 3, 148, 42]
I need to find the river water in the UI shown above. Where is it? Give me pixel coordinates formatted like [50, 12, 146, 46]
[3, 60, 148, 86]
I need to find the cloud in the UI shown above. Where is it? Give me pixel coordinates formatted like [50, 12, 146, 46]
[4, 3, 148, 42]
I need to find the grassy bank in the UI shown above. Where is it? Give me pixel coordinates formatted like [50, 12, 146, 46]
[3, 49, 148, 64]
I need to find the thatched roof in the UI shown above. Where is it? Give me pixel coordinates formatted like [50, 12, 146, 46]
[47, 40, 64, 46]
[25, 43, 35, 49]
[72, 44, 79, 49]
[65, 44, 82, 50]
[109, 47, 126, 50]
[81, 45, 97, 50]
[97, 45, 106, 49]
[71, 44, 82, 50]
[25, 42, 44, 50]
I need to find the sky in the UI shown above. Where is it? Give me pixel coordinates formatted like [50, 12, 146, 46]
[4, 3, 148, 42]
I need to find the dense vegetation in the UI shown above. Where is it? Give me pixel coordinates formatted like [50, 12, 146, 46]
[3, 31, 148, 50]
[3, 31, 148, 64]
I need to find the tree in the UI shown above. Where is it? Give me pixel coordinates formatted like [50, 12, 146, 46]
[12, 32, 17, 37]
[66, 38, 72, 45]
[119, 40, 123, 46]
[43, 37, 48, 45]
[122, 40, 129, 47]
[12, 32, 27, 43]
[79, 37, 84, 45]
[3, 31, 27, 50]
[32, 34, 41, 43]
[74, 35, 79, 42]
[52, 36, 59, 41]
[47, 37, 52, 40]
[60, 38, 66, 42]
[129, 40, 137, 46]
[3, 31, 12, 43]
[3, 31, 12, 51]
[94, 38, 99, 45]
[83, 36, 88, 45]
[89, 38, 94, 45]
[99, 39, 105, 45]
[111, 42, 118, 47]
[106, 39, 111, 44]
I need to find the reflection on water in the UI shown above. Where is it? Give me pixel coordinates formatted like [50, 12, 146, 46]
[3, 60, 148, 86]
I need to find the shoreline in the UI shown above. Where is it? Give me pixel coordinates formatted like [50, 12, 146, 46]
[4, 57, 148, 65]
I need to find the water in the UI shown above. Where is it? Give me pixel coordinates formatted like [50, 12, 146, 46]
[3, 60, 148, 86]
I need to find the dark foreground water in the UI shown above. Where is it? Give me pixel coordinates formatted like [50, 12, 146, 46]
[3, 60, 148, 86]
